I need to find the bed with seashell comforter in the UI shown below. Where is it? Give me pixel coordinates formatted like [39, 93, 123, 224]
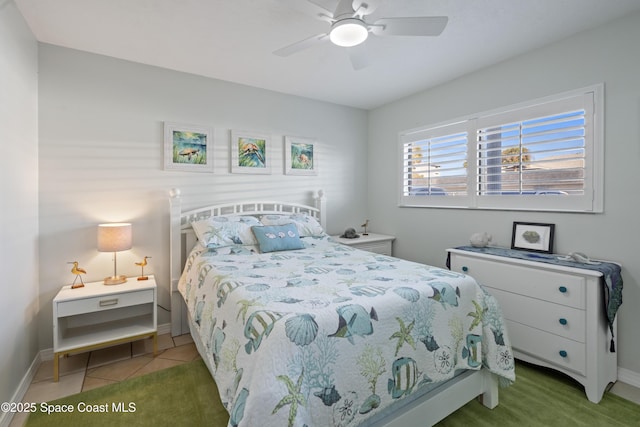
[174, 200, 515, 427]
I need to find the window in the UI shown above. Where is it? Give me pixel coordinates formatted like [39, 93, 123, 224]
[399, 85, 603, 212]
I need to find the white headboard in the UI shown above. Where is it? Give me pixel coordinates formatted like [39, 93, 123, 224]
[168, 189, 326, 336]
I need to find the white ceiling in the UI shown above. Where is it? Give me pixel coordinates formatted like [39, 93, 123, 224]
[15, 0, 640, 110]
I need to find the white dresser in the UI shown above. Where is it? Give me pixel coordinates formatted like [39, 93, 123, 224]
[447, 248, 617, 403]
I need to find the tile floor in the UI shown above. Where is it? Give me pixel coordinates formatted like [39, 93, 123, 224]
[9, 333, 198, 427]
[7, 334, 640, 426]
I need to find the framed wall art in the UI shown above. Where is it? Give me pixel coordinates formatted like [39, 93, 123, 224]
[231, 130, 271, 174]
[285, 136, 317, 175]
[164, 122, 213, 172]
[511, 221, 555, 253]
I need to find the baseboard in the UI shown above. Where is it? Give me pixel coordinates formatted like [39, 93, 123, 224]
[0, 349, 46, 427]
[618, 367, 640, 389]
[158, 322, 171, 336]
[39, 347, 54, 361]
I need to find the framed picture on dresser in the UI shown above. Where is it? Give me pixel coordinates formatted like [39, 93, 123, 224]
[511, 221, 555, 253]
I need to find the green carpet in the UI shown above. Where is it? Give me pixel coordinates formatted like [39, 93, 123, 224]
[436, 362, 640, 426]
[25, 359, 228, 427]
[26, 360, 640, 426]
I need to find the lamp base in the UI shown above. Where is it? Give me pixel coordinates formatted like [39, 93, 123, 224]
[137, 276, 149, 281]
[104, 275, 127, 285]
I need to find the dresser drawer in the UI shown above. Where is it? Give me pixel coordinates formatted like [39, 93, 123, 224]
[488, 287, 585, 342]
[451, 254, 585, 309]
[506, 320, 586, 376]
[56, 289, 154, 317]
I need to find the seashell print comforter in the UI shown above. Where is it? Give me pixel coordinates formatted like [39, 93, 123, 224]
[178, 236, 515, 427]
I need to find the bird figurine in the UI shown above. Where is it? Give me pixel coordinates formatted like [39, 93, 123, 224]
[361, 219, 370, 236]
[68, 261, 86, 289]
[135, 256, 152, 281]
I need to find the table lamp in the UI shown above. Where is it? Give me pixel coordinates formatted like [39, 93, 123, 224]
[97, 223, 132, 285]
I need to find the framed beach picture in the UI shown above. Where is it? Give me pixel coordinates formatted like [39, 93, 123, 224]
[511, 221, 555, 253]
[231, 130, 271, 174]
[285, 136, 318, 175]
[164, 122, 213, 172]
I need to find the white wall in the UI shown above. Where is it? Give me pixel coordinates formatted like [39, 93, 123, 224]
[0, 0, 39, 413]
[368, 12, 640, 375]
[37, 44, 368, 348]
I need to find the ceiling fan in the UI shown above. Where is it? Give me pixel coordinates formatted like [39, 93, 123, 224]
[274, 0, 448, 70]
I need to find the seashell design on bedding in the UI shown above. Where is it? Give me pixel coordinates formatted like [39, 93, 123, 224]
[285, 313, 319, 346]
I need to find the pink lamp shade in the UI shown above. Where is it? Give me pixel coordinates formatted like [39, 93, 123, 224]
[97, 223, 132, 285]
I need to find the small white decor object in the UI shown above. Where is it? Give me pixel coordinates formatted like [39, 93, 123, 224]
[470, 232, 492, 247]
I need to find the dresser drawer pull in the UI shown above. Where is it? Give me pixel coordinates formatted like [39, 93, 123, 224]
[99, 298, 119, 307]
[462, 266, 468, 272]
[559, 350, 568, 358]
[558, 286, 568, 293]
[559, 318, 568, 325]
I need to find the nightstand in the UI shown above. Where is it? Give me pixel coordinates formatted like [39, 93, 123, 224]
[332, 233, 395, 255]
[52, 275, 158, 381]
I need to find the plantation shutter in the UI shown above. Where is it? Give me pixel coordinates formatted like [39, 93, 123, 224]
[476, 95, 590, 196]
[399, 121, 470, 207]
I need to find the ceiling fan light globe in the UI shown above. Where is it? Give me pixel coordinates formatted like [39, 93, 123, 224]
[329, 18, 368, 47]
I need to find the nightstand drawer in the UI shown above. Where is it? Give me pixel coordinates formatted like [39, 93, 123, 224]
[354, 241, 392, 255]
[331, 233, 395, 256]
[57, 289, 154, 317]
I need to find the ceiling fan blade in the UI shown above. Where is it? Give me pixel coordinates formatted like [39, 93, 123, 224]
[352, 0, 383, 17]
[372, 16, 448, 37]
[273, 33, 329, 57]
[347, 44, 370, 70]
[333, 0, 357, 19]
[305, 0, 337, 21]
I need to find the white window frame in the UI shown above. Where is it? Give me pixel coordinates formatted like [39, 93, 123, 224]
[398, 84, 604, 213]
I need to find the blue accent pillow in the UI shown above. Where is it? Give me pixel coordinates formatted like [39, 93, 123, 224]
[251, 223, 305, 253]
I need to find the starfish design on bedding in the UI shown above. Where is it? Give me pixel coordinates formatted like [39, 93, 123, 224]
[467, 300, 487, 331]
[272, 369, 307, 427]
[389, 317, 416, 357]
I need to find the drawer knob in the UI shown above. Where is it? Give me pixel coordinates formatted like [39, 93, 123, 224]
[558, 286, 568, 293]
[462, 266, 468, 272]
[559, 318, 568, 325]
[559, 350, 568, 358]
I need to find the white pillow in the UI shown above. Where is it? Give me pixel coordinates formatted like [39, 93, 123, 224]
[260, 213, 325, 237]
[191, 215, 261, 247]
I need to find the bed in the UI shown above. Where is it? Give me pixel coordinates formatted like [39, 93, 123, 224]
[168, 189, 515, 427]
